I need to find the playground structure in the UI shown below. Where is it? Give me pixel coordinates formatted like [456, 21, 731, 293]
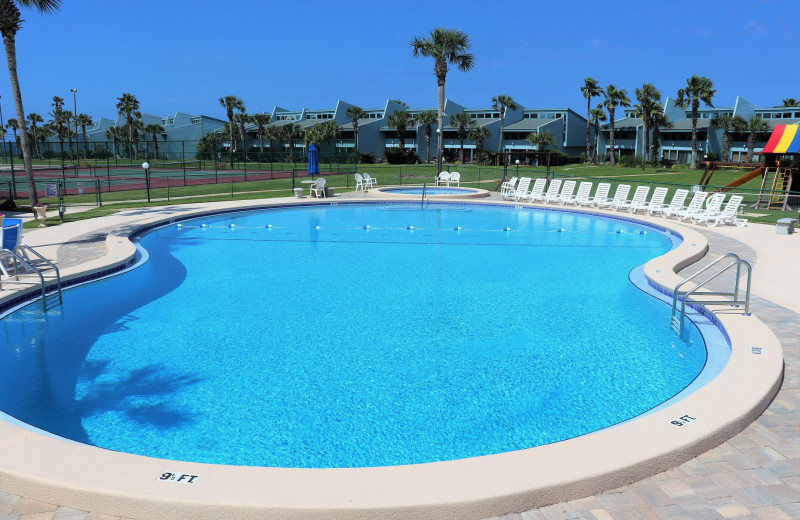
[698, 124, 800, 211]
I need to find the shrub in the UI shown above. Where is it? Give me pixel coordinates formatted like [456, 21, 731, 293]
[384, 147, 418, 164]
[358, 152, 375, 164]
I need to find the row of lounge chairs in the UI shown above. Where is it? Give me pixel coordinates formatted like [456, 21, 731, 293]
[500, 177, 748, 227]
[435, 171, 461, 186]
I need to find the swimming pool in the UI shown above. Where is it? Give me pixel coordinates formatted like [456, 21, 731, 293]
[0, 202, 711, 469]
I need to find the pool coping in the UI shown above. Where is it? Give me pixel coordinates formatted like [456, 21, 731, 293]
[368, 186, 491, 199]
[0, 197, 784, 520]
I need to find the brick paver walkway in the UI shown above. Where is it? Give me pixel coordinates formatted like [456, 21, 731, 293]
[1, 202, 798, 520]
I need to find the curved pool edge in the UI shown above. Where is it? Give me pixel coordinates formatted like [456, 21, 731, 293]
[0, 198, 785, 520]
[368, 185, 491, 199]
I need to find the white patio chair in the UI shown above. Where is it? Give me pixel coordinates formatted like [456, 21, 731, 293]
[364, 173, 378, 189]
[513, 177, 532, 201]
[437, 171, 451, 186]
[555, 180, 576, 205]
[635, 187, 669, 214]
[693, 195, 747, 227]
[310, 178, 326, 198]
[578, 182, 610, 206]
[669, 190, 707, 220]
[449, 171, 460, 187]
[541, 179, 563, 204]
[689, 193, 727, 223]
[618, 186, 650, 212]
[500, 176, 518, 199]
[354, 173, 365, 192]
[649, 189, 688, 216]
[597, 184, 630, 210]
[527, 178, 548, 202]
[565, 181, 592, 205]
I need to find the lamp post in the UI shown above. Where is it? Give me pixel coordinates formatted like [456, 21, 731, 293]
[436, 127, 441, 175]
[70, 88, 78, 161]
[142, 161, 151, 202]
[515, 159, 520, 176]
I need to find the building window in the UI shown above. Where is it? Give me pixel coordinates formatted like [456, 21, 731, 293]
[190, 117, 201, 124]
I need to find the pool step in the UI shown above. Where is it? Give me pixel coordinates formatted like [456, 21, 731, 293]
[670, 316, 682, 335]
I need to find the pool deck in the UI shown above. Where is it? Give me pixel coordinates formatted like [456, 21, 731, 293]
[1, 193, 799, 520]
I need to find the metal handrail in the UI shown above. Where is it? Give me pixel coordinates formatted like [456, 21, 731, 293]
[14, 244, 62, 305]
[671, 252, 752, 337]
[421, 182, 427, 208]
[0, 249, 48, 309]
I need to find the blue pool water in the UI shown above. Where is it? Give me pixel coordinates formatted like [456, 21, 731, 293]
[0, 203, 707, 468]
[382, 187, 477, 195]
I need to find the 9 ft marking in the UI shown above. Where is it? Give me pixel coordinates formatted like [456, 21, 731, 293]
[158, 472, 199, 484]
[671, 414, 697, 427]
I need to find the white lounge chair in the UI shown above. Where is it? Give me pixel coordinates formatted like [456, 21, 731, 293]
[597, 184, 630, 210]
[542, 179, 563, 204]
[364, 173, 378, 189]
[354, 173, 365, 192]
[578, 182, 610, 207]
[310, 178, 326, 198]
[527, 178, 548, 202]
[500, 176, 517, 199]
[650, 189, 688, 216]
[449, 171, 460, 187]
[689, 192, 726, 223]
[636, 187, 669, 214]
[568, 181, 593, 205]
[693, 195, 747, 227]
[436, 171, 450, 186]
[555, 180, 576, 205]
[616, 186, 649, 212]
[513, 177, 532, 201]
[669, 190, 707, 220]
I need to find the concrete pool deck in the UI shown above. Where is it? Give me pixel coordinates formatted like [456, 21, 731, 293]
[0, 193, 797, 519]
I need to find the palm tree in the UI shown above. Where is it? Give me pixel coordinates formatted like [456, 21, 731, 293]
[26, 111, 42, 158]
[75, 113, 93, 158]
[710, 114, 745, 162]
[345, 105, 365, 155]
[6, 117, 17, 149]
[416, 110, 437, 163]
[49, 95, 66, 161]
[449, 111, 474, 163]
[144, 123, 164, 160]
[603, 84, 631, 166]
[105, 126, 124, 158]
[737, 115, 769, 162]
[116, 92, 141, 159]
[251, 113, 271, 154]
[279, 123, 301, 161]
[0, 0, 61, 206]
[780, 98, 799, 107]
[675, 75, 716, 169]
[649, 106, 672, 163]
[634, 83, 661, 162]
[468, 125, 490, 155]
[387, 109, 412, 150]
[527, 131, 557, 154]
[317, 119, 340, 157]
[219, 95, 245, 167]
[233, 111, 251, 159]
[492, 94, 518, 158]
[589, 106, 606, 163]
[62, 109, 74, 159]
[581, 78, 604, 162]
[410, 27, 475, 174]
[36, 121, 52, 156]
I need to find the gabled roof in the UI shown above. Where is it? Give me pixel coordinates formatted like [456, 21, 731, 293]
[503, 118, 557, 131]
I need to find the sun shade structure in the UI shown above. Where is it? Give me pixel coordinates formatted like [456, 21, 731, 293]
[761, 124, 800, 154]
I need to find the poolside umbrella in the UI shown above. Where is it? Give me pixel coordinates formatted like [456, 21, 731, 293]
[308, 143, 320, 176]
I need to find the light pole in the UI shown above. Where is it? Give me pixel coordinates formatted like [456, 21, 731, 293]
[70, 88, 78, 161]
[436, 127, 441, 176]
[515, 159, 520, 176]
[142, 161, 151, 202]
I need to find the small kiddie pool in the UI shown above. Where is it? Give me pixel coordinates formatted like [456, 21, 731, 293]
[370, 186, 490, 199]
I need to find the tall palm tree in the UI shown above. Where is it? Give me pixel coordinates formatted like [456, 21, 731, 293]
[468, 125, 490, 155]
[233, 111, 251, 159]
[345, 105, 365, 155]
[410, 27, 475, 174]
[251, 113, 271, 153]
[387, 109, 412, 150]
[737, 114, 769, 162]
[116, 92, 141, 159]
[0, 0, 61, 206]
[589, 106, 606, 163]
[603, 84, 631, 166]
[279, 123, 301, 161]
[710, 113, 745, 162]
[6, 117, 17, 148]
[75, 113, 93, 158]
[36, 121, 51, 156]
[648, 105, 672, 163]
[634, 83, 661, 162]
[492, 94, 517, 157]
[526, 131, 557, 153]
[62, 109, 74, 159]
[49, 95, 65, 160]
[581, 78, 604, 162]
[317, 119, 341, 156]
[449, 111, 474, 163]
[219, 95, 245, 167]
[675, 75, 716, 169]
[780, 98, 799, 107]
[105, 126, 123, 158]
[26, 111, 42, 158]
[416, 110, 437, 163]
[144, 123, 164, 160]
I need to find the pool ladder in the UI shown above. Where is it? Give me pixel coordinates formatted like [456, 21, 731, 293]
[421, 182, 428, 208]
[670, 253, 752, 338]
[0, 245, 63, 311]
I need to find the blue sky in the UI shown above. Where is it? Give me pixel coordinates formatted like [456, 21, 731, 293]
[3, 0, 798, 123]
